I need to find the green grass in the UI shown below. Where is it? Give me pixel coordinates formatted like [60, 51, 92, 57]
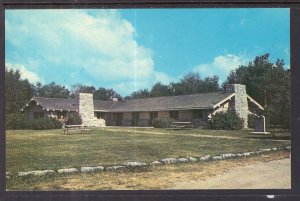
[6, 127, 290, 173]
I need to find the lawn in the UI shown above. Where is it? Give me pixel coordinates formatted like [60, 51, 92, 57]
[6, 127, 290, 173]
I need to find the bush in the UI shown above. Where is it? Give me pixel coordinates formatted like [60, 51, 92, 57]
[209, 110, 244, 130]
[5, 113, 31, 129]
[31, 117, 62, 130]
[152, 117, 174, 128]
[66, 112, 82, 125]
[248, 113, 258, 129]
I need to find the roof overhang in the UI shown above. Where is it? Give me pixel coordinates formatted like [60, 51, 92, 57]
[21, 98, 35, 112]
[247, 95, 264, 110]
[212, 93, 235, 109]
[102, 107, 213, 113]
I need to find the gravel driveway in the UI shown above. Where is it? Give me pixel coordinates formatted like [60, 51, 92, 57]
[172, 157, 291, 189]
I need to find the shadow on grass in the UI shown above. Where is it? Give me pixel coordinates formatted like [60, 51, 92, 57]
[245, 133, 291, 141]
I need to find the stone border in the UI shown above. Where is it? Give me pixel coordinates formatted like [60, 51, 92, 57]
[9, 146, 291, 178]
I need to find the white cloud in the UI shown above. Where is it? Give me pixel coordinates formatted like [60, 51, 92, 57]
[5, 62, 41, 83]
[193, 54, 249, 84]
[5, 9, 171, 95]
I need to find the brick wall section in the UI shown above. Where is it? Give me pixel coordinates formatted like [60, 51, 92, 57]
[225, 84, 249, 128]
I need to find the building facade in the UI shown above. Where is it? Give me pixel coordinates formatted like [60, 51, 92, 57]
[22, 84, 264, 128]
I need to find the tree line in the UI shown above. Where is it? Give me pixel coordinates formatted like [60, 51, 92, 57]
[5, 53, 291, 128]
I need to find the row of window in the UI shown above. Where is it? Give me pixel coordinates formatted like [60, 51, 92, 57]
[95, 110, 209, 121]
[33, 110, 209, 120]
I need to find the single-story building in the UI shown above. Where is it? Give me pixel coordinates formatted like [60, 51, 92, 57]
[21, 84, 264, 128]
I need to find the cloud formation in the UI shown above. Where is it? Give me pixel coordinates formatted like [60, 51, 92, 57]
[5, 10, 172, 95]
[5, 62, 41, 83]
[193, 54, 249, 83]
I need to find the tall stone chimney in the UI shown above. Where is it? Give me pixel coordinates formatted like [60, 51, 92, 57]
[78, 93, 105, 127]
[225, 84, 249, 128]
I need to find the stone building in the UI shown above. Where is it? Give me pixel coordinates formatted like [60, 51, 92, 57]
[21, 84, 264, 128]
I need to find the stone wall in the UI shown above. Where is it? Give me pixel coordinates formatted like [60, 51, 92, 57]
[225, 84, 249, 128]
[78, 93, 105, 127]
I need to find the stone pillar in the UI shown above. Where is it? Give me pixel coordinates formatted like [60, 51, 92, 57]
[225, 84, 249, 128]
[78, 93, 105, 127]
[78, 93, 94, 126]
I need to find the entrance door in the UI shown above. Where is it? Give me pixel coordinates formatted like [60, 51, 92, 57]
[132, 112, 139, 126]
[114, 113, 123, 126]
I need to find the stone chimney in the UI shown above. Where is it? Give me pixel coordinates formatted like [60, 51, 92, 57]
[78, 93, 105, 127]
[225, 84, 249, 128]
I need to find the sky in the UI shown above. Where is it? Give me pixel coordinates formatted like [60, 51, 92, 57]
[5, 8, 290, 96]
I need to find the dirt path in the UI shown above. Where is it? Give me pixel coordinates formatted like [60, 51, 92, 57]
[171, 157, 291, 189]
[103, 128, 289, 141]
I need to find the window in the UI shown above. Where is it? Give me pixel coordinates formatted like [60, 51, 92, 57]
[150, 112, 158, 120]
[193, 110, 203, 119]
[96, 112, 105, 119]
[33, 112, 44, 119]
[169, 111, 179, 120]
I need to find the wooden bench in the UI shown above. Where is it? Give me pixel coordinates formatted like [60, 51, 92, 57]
[64, 125, 91, 134]
[170, 121, 193, 130]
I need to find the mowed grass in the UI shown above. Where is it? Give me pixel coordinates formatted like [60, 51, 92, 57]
[6, 127, 290, 173]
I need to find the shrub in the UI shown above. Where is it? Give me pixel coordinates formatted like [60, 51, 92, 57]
[5, 113, 31, 130]
[152, 117, 174, 128]
[248, 113, 258, 129]
[31, 117, 62, 130]
[209, 110, 244, 130]
[66, 112, 82, 125]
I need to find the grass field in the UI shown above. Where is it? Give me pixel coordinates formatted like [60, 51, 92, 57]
[6, 127, 290, 173]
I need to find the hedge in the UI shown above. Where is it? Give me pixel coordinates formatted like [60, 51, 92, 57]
[152, 117, 174, 128]
[5, 113, 32, 130]
[6, 113, 62, 130]
[65, 113, 82, 125]
[209, 110, 244, 130]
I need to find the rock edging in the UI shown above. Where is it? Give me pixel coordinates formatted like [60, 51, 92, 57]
[11, 145, 291, 178]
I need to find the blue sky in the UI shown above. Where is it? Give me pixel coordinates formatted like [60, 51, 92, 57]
[5, 8, 290, 96]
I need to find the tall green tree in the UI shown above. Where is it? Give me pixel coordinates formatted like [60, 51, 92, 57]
[35, 82, 70, 98]
[5, 68, 35, 114]
[224, 53, 291, 128]
[125, 89, 150, 100]
[170, 72, 220, 95]
[94, 87, 123, 101]
[71, 83, 96, 95]
[150, 82, 172, 97]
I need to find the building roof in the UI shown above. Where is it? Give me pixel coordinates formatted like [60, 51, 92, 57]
[29, 97, 79, 111]
[24, 92, 235, 112]
[103, 92, 233, 112]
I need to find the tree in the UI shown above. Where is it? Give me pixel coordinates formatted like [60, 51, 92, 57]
[125, 89, 150, 100]
[170, 72, 220, 95]
[94, 87, 123, 101]
[224, 53, 291, 128]
[35, 82, 70, 98]
[5, 68, 35, 114]
[71, 83, 96, 95]
[150, 82, 172, 97]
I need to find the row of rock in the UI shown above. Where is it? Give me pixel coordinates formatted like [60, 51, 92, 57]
[9, 145, 291, 178]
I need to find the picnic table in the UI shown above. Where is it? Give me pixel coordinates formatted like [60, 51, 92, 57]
[170, 121, 193, 130]
[63, 125, 91, 134]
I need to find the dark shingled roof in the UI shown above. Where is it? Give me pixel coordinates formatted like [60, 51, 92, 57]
[28, 92, 234, 112]
[31, 97, 78, 111]
[103, 92, 233, 112]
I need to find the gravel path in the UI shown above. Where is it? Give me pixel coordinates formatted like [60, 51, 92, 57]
[171, 157, 291, 189]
